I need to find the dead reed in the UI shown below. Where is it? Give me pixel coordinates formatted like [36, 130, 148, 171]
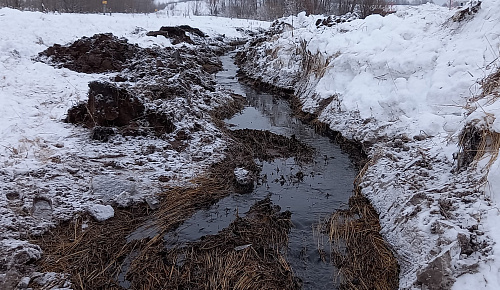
[325, 188, 399, 290]
[146, 197, 300, 289]
[456, 123, 500, 171]
[33, 205, 152, 289]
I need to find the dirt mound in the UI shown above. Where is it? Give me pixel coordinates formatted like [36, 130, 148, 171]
[65, 81, 175, 138]
[38, 33, 140, 73]
[48, 31, 228, 141]
[146, 25, 207, 45]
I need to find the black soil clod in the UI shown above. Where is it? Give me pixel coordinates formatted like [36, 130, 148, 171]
[38, 33, 139, 73]
[146, 25, 207, 45]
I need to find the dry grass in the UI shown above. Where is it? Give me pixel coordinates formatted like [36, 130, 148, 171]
[456, 123, 500, 171]
[33, 205, 152, 290]
[142, 197, 300, 290]
[298, 39, 335, 79]
[322, 149, 398, 290]
[325, 189, 399, 290]
[481, 68, 500, 99]
[33, 126, 313, 289]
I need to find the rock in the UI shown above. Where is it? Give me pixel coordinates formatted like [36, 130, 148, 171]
[416, 250, 455, 290]
[87, 204, 114, 222]
[234, 167, 252, 186]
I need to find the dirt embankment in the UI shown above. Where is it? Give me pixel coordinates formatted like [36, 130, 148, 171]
[37, 31, 224, 141]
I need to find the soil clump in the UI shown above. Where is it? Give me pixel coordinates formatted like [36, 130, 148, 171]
[146, 25, 207, 45]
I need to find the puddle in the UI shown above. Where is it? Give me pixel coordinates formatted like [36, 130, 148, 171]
[157, 54, 357, 289]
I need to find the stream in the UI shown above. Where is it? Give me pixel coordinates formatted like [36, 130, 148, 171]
[161, 54, 357, 289]
[122, 53, 357, 289]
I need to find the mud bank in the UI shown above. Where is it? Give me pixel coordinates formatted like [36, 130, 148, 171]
[235, 14, 494, 288]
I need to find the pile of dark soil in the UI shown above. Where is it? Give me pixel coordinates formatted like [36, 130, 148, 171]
[146, 25, 207, 45]
[65, 81, 175, 139]
[38, 33, 140, 73]
[38, 31, 228, 141]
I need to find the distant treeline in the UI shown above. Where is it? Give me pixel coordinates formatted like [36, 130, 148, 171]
[0, 0, 166, 13]
[211, 0, 389, 20]
[1, 0, 399, 19]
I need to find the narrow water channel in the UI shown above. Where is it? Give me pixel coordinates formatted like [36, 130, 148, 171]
[160, 54, 358, 289]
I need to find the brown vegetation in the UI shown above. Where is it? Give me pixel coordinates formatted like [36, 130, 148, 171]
[325, 189, 399, 290]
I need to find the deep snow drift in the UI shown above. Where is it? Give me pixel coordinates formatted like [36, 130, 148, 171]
[0, 8, 268, 288]
[237, 2, 500, 289]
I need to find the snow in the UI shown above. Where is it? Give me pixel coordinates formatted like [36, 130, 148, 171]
[237, 1, 500, 288]
[0, 7, 269, 287]
[234, 167, 252, 185]
[87, 204, 115, 222]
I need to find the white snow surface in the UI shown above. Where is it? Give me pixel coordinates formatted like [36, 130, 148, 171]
[0, 7, 269, 287]
[238, 2, 500, 289]
[87, 204, 115, 222]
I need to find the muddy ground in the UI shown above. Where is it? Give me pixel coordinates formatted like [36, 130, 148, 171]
[1, 27, 239, 289]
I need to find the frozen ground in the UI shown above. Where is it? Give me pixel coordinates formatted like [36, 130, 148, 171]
[237, 1, 500, 289]
[0, 8, 269, 288]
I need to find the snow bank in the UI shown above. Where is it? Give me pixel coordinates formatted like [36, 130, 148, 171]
[238, 1, 500, 288]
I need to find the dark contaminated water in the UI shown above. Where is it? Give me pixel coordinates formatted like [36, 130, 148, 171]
[158, 54, 357, 289]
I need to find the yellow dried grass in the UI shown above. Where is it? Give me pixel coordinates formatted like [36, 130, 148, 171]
[326, 187, 399, 290]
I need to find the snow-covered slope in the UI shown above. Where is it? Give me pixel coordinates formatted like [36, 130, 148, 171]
[238, 2, 500, 289]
